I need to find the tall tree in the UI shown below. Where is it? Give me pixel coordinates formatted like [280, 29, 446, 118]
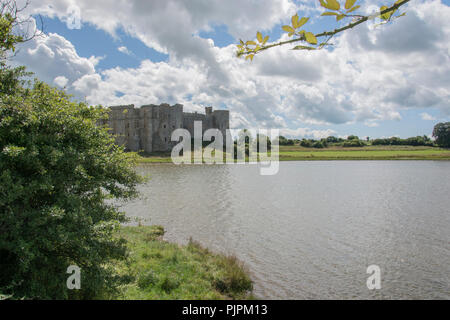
[432, 122, 450, 148]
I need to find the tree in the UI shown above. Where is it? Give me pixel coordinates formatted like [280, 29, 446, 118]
[432, 122, 450, 148]
[237, 0, 410, 60]
[278, 135, 294, 146]
[0, 1, 142, 299]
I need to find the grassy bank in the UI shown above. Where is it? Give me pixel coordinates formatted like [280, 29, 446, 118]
[134, 146, 450, 163]
[112, 226, 254, 300]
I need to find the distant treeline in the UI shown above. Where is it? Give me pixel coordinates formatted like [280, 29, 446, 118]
[278, 135, 434, 148]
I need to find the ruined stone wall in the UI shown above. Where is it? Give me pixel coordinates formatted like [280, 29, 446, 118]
[106, 105, 140, 151]
[211, 110, 230, 140]
[106, 103, 229, 152]
[183, 112, 207, 137]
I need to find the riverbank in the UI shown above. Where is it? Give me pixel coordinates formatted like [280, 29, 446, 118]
[112, 226, 254, 300]
[133, 146, 450, 163]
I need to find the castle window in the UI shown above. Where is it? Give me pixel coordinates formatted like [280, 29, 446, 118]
[163, 124, 166, 129]
[165, 138, 167, 142]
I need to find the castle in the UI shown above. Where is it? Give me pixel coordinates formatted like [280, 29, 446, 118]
[104, 103, 230, 153]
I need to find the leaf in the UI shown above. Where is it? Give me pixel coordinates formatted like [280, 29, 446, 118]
[257, 31, 263, 43]
[292, 45, 316, 50]
[347, 5, 360, 13]
[380, 5, 395, 20]
[298, 17, 310, 28]
[245, 54, 254, 61]
[246, 41, 257, 46]
[345, 0, 357, 10]
[282, 25, 295, 33]
[321, 12, 339, 16]
[262, 35, 269, 45]
[292, 14, 300, 29]
[305, 32, 318, 45]
[320, 0, 340, 11]
[336, 14, 345, 21]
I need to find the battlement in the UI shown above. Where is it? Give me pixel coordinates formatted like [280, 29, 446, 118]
[105, 103, 229, 152]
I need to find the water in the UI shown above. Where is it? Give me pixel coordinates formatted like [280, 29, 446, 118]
[120, 161, 450, 299]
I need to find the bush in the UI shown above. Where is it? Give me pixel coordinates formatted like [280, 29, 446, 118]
[300, 139, 312, 148]
[312, 141, 325, 148]
[0, 81, 142, 299]
[343, 140, 366, 147]
[278, 136, 295, 146]
[372, 136, 434, 146]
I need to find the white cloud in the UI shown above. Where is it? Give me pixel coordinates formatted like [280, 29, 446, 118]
[117, 46, 132, 56]
[420, 112, 437, 121]
[53, 76, 69, 87]
[280, 128, 337, 139]
[14, 29, 99, 89]
[11, 0, 450, 134]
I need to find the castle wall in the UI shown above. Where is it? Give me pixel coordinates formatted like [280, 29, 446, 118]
[106, 104, 229, 153]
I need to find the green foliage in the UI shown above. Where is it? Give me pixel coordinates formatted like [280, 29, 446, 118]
[372, 136, 433, 147]
[432, 122, 450, 148]
[278, 136, 295, 146]
[0, 13, 23, 56]
[343, 139, 366, 147]
[0, 80, 143, 299]
[237, 0, 410, 59]
[0, 4, 143, 298]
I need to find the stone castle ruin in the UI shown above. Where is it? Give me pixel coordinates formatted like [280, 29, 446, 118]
[104, 103, 229, 153]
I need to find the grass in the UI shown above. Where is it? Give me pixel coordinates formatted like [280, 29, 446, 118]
[133, 145, 450, 163]
[277, 145, 450, 161]
[111, 226, 254, 300]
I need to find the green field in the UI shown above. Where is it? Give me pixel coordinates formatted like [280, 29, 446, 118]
[277, 145, 450, 161]
[111, 226, 254, 300]
[134, 146, 450, 163]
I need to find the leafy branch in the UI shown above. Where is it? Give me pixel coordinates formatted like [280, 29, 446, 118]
[237, 0, 410, 60]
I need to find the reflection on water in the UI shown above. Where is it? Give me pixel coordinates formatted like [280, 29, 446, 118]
[119, 161, 450, 299]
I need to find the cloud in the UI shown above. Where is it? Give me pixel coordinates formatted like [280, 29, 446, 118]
[117, 46, 132, 56]
[11, 0, 450, 135]
[13, 28, 99, 89]
[53, 76, 69, 87]
[280, 128, 337, 139]
[420, 112, 437, 121]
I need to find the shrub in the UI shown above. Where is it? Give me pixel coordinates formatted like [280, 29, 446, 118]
[343, 140, 366, 147]
[312, 141, 325, 148]
[0, 81, 142, 299]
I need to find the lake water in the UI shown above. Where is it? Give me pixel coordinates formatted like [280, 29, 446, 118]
[120, 161, 450, 299]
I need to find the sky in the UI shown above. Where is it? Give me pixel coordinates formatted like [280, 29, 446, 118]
[11, 0, 450, 139]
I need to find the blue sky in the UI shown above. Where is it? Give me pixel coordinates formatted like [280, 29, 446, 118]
[14, 0, 450, 139]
